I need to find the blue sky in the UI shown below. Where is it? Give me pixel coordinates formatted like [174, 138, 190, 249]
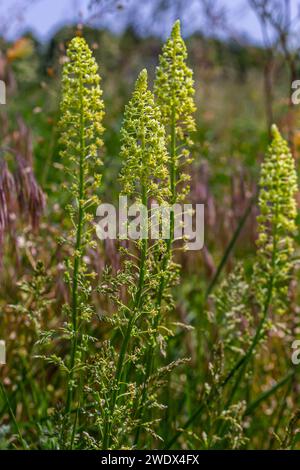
[0, 0, 299, 43]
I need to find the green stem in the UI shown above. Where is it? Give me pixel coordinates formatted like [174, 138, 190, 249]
[102, 122, 148, 450]
[70, 346, 87, 449]
[134, 105, 177, 447]
[64, 69, 86, 425]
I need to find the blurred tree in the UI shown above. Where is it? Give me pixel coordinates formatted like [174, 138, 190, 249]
[248, 0, 300, 146]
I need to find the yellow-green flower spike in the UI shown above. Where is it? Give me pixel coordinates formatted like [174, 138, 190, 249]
[59, 37, 105, 171]
[119, 68, 169, 204]
[154, 20, 195, 134]
[254, 124, 298, 314]
[154, 19, 196, 202]
[58, 36, 105, 422]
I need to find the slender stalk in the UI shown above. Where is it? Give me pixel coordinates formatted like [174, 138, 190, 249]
[65, 69, 86, 418]
[70, 347, 87, 449]
[134, 106, 176, 446]
[102, 122, 148, 449]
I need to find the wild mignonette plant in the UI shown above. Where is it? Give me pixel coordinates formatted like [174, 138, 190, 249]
[166, 125, 298, 450]
[133, 20, 197, 444]
[53, 36, 104, 447]
[254, 124, 298, 317]
[224, 124, 298, 407]
[98, 69, 172, 449]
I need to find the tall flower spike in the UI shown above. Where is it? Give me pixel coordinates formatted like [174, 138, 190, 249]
[119, 68, 169, 204]
[132, 27, 197, 443]
[58, 36, 105, 429]
[59, 36, 104, 175]
[154, 19, 196, 202]
[254, 124, 298, 314]
[101, 69, 169, 449]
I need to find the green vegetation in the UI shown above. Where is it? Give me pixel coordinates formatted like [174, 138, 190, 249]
[0, 18, 300, 450]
